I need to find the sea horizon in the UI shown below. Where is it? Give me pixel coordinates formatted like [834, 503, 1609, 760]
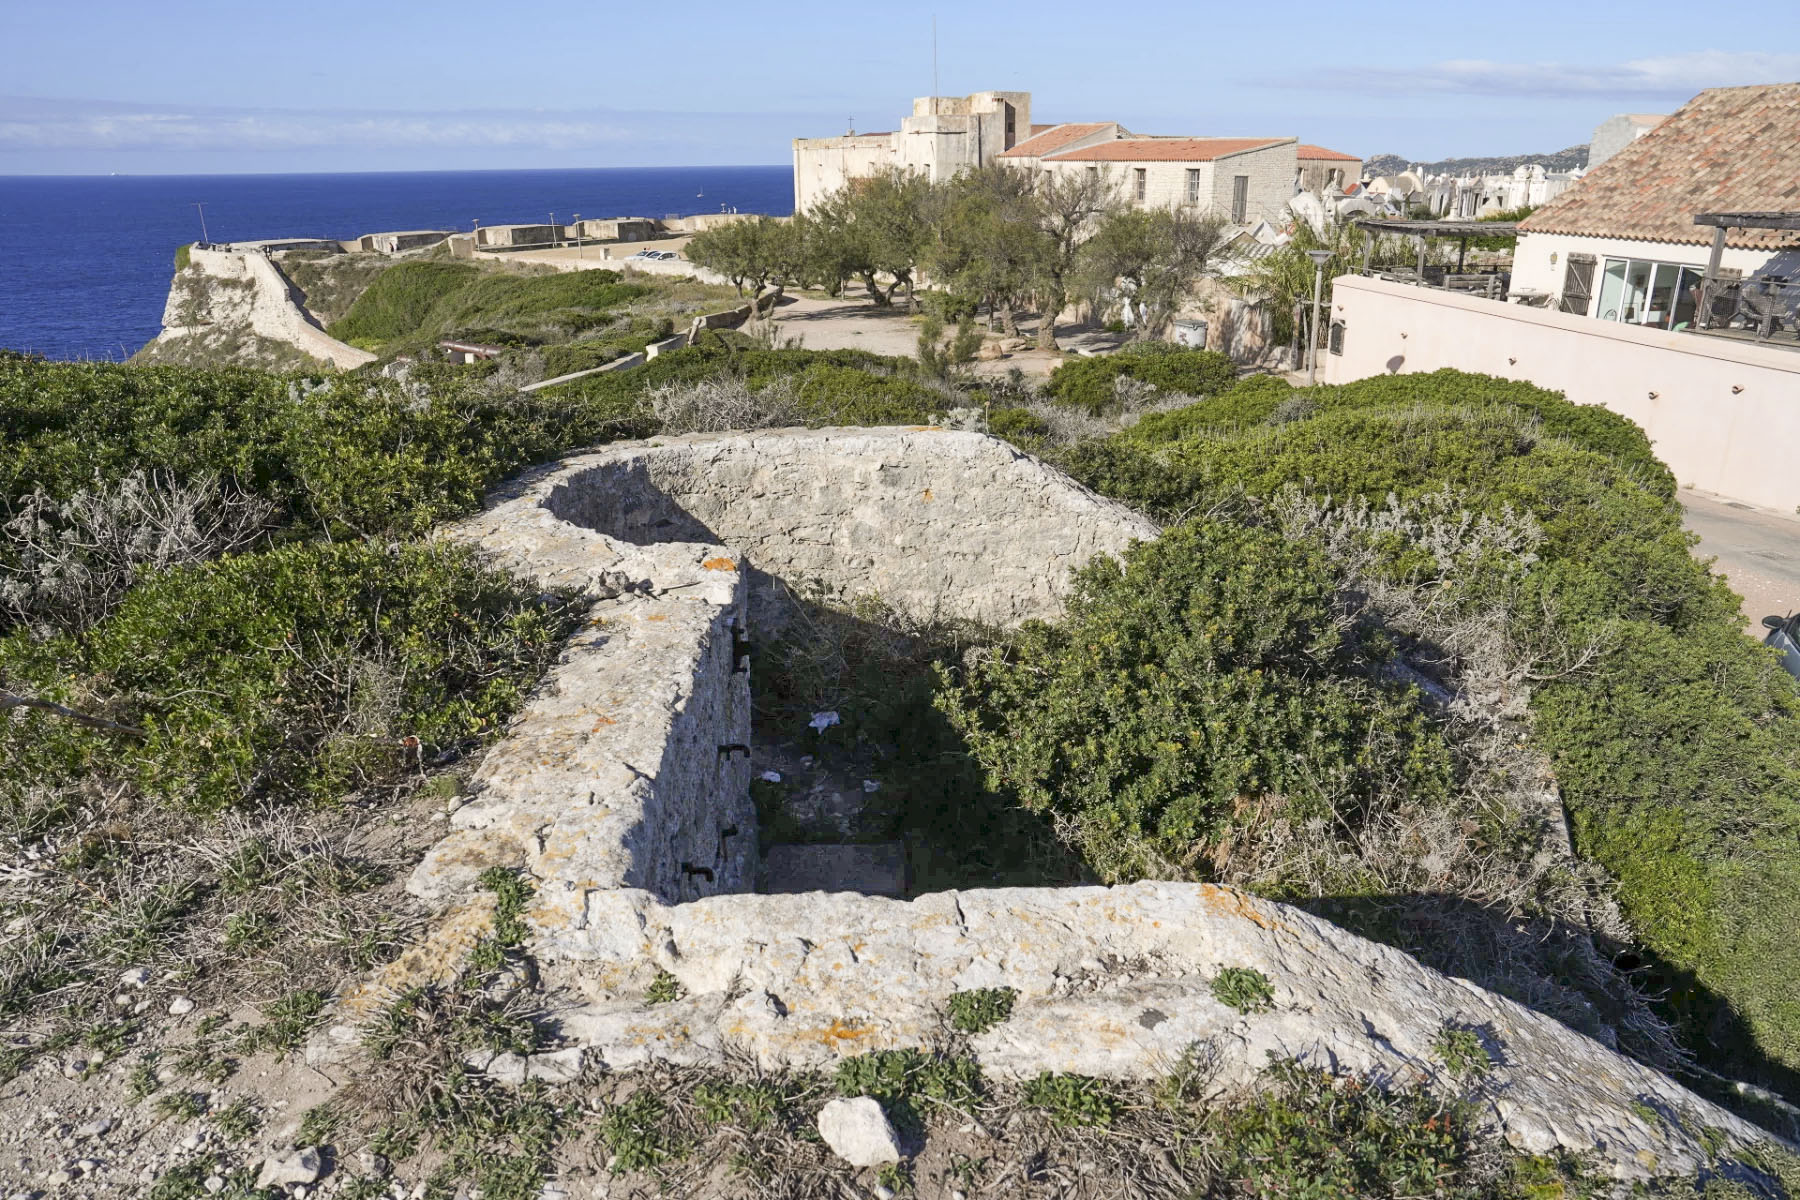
[0, 164, 796, 362]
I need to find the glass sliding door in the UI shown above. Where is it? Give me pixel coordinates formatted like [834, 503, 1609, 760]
[1596, 258, 1628, 321]
[1646, 262, 1679, 328]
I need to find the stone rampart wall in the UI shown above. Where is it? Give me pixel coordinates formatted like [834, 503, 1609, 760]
[149, 247, 376, 370]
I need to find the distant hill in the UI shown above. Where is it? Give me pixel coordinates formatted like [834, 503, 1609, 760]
[1364, 145, 1589, 178]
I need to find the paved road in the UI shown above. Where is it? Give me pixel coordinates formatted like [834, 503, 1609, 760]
[1682, 489, 1800, 627]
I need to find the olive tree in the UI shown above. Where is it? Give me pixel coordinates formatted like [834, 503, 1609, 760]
[1031, 167, 1122, 349]
[1077, 208, 1232, 341]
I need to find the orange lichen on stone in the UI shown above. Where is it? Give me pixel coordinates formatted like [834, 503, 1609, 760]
[646, 614, 668, 622]
[819, 1018, 870, 1045]
[922, 488, 935, 502]
[1198, 883, 1293, 934]
[702, 556, 738, 571]
[335, 894, 498, 1021]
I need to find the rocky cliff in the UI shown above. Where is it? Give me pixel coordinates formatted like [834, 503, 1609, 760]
[133, 246, 375, 371]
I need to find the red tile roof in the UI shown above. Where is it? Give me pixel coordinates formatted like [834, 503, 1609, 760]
[998, 122, 1114, 159]
[1519, 83, 1800, 250]
[1048, 137, 1289, 163]
[1297, 144, 1360, 162]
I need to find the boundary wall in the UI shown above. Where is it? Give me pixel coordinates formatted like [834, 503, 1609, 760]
[1324, 275, 1800, 511]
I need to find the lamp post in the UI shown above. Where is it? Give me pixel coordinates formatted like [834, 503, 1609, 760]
[549, 212, 556, 248]
[195, 202, 208, 246]
[1305, 249, 1334, 386]
[573, 213, 582, 262]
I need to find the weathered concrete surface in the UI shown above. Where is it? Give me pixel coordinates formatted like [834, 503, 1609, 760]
[541, 882, 1769, 1180]
[527, 427, 1160, 627]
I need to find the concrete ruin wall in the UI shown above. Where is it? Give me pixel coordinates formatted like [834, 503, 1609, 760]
[537, 427, 1159, 627]
[317, 427, 1777, 1179]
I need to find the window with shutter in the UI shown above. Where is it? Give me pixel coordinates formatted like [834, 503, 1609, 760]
[1231, 175, 1249, 222]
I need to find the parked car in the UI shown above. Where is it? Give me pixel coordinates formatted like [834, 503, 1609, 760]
[1763, 613, 1800, 681]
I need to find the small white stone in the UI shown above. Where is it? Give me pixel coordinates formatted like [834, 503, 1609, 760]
[816, 1097, 901, 1168]
[808, 711, 840, 732]
[861, 779, 881, 793]
[110, 993, 134, 1010]
[74, 1159, 99, 1173]
[117, 968, 151, 990]
[167, 997, 196, 1016]
[72, 1118, 113, 1141]
[255, 1146, 324, 1189]
[203, 1176, 225, 1194]
[874, 1188, 896, 1200]
[759, 771, 782, 783]
[45, 1172, 72, 1187]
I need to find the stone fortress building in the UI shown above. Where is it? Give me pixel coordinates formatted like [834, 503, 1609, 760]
[793, 90, 1357, 231]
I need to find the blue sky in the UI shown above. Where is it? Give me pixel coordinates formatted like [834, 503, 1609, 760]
[3, 0, 1796, 174]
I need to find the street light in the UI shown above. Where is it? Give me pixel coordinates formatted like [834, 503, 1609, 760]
[1305, 249, 1334, 386]
[573, 213, 582, 262]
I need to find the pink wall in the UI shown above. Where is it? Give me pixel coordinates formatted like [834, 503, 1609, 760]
[1324, 276, 1800, 511]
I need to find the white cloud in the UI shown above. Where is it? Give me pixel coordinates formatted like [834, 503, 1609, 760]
[1291, 49, 1800, 100]
[0, 96, 783, 154]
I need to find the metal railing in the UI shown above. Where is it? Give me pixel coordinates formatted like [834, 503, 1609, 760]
[1695, 275, 1800, 344]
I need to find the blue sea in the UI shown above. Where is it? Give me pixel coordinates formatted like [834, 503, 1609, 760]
[0, 166, 795, 362]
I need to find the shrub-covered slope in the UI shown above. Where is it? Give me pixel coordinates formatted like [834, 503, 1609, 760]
[1021, 370, 1800, 1098]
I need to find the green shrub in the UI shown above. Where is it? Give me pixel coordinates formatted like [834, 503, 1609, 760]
[1045, 346, 1236, 415]
[327, 261, 481, 344]
[328, 262, 654, 352]
[986, 406, 1049, 442]
[0, 542, 576, 812]
[1051, 369, 1800, 1093]
[1211, 967, 1276, 1014]
[1220, 1058, 1481, 1199]
[834, 1049, 982, 1122]
[938, 519, 1451, 881]
[1019, 1072, 1117, 1127]
[174, 243, 191, 272]
[0, 356, 656, 545]
[1431, 1025, 1492, 1081]
[1124, 374, 1295, 444]
[597, 1092, 674, 1173]
[947, 987, 1016, 1034]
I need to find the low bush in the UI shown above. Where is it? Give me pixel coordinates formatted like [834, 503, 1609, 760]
[0, 542, 576, 813]
[939, 519, 1452, 881]
[1047, 369, 1800, 1096]
[328, 262, 653, 352]
[1045, 345, 1236, 415]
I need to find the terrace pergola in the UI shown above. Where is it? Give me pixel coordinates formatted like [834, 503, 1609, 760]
[1693, 212, 1800, 338]
[1352, 217, 1521, 278]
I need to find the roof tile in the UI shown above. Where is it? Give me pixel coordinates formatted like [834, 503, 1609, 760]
[1297, 144, 1360, 162]
[1519, 83, 1800, 250]
[1048, 137, 1289, 163]
[998, 122, 1114, 159]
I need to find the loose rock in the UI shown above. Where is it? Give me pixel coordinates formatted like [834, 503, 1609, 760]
[255, 1146, 324, 1189]
[816, 1097, 902, 1167]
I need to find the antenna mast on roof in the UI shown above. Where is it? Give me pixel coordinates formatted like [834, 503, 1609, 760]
[932, 15, 939, 114]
